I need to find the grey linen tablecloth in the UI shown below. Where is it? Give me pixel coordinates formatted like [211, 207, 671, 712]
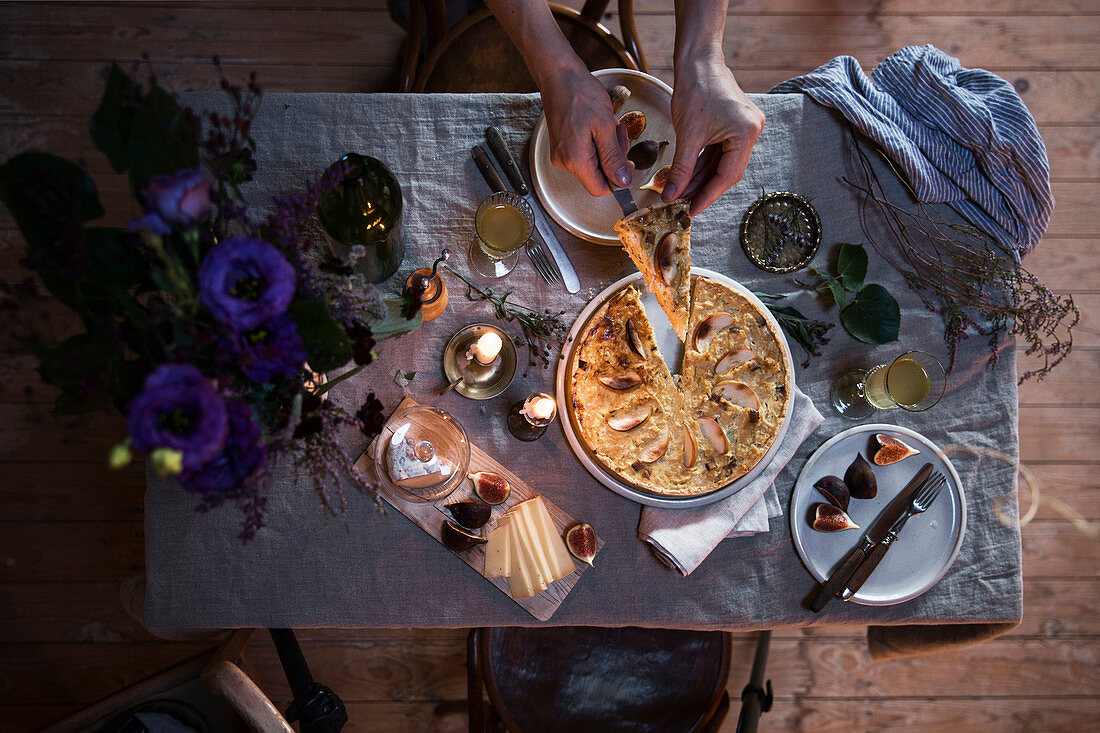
[146, 92, 1022, 653]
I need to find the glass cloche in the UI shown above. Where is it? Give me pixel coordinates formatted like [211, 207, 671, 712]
[373, 406, 470, 503]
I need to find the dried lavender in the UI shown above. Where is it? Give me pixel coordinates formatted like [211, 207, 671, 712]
[845, 134, 1077, 382]
[444, 265, 568, 370]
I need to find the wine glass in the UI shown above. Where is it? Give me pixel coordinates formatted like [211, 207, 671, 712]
[831, 351, 946, 419]
[468, 191, 534, 278]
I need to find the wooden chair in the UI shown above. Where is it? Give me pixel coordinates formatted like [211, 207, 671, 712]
[398, 0, 646, 93]
[40, 630, 293, 733]
[466, 626, 733, 733]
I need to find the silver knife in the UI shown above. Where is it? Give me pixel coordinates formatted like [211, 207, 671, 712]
[484, 126, 580, 293]
[808, 462, 933, 613]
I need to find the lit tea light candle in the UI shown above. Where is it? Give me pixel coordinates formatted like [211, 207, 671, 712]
[468, 331, 503, 365]
[520, 393, 557, 427]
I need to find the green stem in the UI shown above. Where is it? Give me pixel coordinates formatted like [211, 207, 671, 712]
[312, 363, 365, 396]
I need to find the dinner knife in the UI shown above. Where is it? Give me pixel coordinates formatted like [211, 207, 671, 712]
[484, 126, 580, 293]
[808, 462, 934, 612]
[472, 145, 507, 194]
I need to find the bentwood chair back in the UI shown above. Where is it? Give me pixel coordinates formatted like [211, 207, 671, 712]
[467, 626, 733, 732]
[398, 0, 646, 93]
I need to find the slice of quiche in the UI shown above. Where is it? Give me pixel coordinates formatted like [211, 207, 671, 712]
[613, 199, 692, 340]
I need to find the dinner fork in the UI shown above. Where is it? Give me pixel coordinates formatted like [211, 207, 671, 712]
[840, 471, 947, 599]
[526, 239, 559, 286]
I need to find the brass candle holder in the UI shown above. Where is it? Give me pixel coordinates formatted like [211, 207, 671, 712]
[440, 323, 517, 400]
[507, 391, 558, 441]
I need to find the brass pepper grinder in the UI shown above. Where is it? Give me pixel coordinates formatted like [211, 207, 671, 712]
[405, 249, 450, 322]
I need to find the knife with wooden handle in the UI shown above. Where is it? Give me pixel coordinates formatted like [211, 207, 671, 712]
[808, 463, 933, 612]
[471, 145, 506, 193]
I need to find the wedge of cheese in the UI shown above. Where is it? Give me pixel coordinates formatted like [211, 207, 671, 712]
[483, 515, 512, 578]
[506, 510, 547, 599]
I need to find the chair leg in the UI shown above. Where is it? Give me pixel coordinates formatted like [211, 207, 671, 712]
[735, 631, 774, 733]
[467, 628, 486, 733]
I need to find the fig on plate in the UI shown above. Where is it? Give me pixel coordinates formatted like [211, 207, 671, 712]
[844, 453, 878, 499]
[607, 402, 653, 432]
[442, 520, 488, 552]
[445, 500, 491, 529]
[598, 370, 642, 390]
[469, 471, 511, 505]
[607, 84, 631, 113]
[655, 231, 679, 286]
[872, 434, 921, 465]
[565, 523, 598, 566]
[811, 503, 860, 532]
[693, 312, 734, 352]
[627, 139, 668, 171]
[813, 475, 850, 511]
[619, 110, 646, 141]
[639, 165, 672, 194]
[639, 426, 670, 463]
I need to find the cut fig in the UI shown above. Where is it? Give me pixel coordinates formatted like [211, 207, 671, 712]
[565, 523, 598, 566]
[625, 319, 646, 359]
[598, 370, 642, 390]
[639, 165, 672, 194]
[607, 84, 631, 113]
[469, 471, 511, 505]
[813, 475, 850, 512]
[715, 348, 754, 374]
[844, 453, 878, 499]
[713, 381, 760, 410]
[619, 110, 646, 141]
[872, 434, 921, 465]
[693, 312, 734, 353]
[698, 416, 729, 454]
[655, 231, 678, 285]
[446, 500, 491, 529]
[681, 424, 697, 468]
[638, 426, 670, 463]
[607, 402, 653, 432]
[627, 139, 668, 171]
[442, 520, 488, 551]
[811, 504, 860, 532]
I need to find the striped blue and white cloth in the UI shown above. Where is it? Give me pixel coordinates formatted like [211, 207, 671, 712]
[771, 45, 1053, 258]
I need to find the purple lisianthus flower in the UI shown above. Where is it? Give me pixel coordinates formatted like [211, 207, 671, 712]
[127, 168, 213, 234]
[198, 236, 296, 330]
[179, 400, 267, 495]
[127, 364, 229, 470]
[236, 313, 308, 382]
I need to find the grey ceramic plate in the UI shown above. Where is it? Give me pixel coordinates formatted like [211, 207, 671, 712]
[554, 268, 795, 508]
[790, 424, 967, 605]
[530, 68, 676, 245]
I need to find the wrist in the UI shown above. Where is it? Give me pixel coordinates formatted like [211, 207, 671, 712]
[674, 46, 727, 86]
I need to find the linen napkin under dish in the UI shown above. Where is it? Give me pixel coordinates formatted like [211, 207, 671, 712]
[639, 388, 823, 575]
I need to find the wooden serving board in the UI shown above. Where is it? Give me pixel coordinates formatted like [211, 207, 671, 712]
[357, 396, 604, 621]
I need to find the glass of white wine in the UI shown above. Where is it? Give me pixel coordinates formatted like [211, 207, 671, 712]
[830, 351, 946, 419]
[468, 191, 534, 278]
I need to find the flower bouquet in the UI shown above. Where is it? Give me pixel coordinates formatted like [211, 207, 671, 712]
[0, 63, 420, 540]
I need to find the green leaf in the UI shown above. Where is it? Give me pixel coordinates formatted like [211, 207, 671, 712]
[836, 242, 868, 292]
[827, 278, 848, 309]
[90, 64, 140, 173]
[289, 299, 354, 373]
[841, 284, 901, 344]
[0, 152, 104, 251]
[370, 296, 423, 341]
[126, 84, 200, 197]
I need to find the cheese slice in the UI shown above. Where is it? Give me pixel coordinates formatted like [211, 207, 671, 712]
[527, 496, 578, 579]
[506, 511, 547, 599]
[483, 515, 512, 578]
[509, 501, 555, 586]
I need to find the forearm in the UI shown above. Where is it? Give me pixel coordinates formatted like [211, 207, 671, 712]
[673, 0, 731, 80]
[483, 0, 588, 89]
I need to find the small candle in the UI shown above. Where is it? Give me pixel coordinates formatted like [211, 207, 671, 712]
[469, 331, 503, 365]
[520, 393, 557, 426]
[529, 396, 555, 421]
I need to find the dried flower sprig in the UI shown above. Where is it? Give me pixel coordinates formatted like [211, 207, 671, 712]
[443, 265, 568, 370]
[844, 133, 1077, 383]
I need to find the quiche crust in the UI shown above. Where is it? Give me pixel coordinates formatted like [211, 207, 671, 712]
[613, 199, 692, 340]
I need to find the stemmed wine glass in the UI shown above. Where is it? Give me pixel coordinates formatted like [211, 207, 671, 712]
[831, 350, 946, 419]
[468, 191, 534, 278]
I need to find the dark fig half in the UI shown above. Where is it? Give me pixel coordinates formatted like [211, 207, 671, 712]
[441, 520, 488, 552]
[446, 500, 491, 529]
[844, 453, 878, 500]
[813, 475, 850, 511]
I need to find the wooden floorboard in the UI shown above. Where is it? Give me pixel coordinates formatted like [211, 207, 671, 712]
[0, 1, 1096, 731]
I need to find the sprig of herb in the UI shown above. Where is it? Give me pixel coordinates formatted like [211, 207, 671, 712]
[797, 242, 901, 345]
[753, 292, 833, 368]
[844, 131, 1077, 382]
[444, 265, 568, 371]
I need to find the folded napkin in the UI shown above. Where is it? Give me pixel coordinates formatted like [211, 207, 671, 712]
[638, 389, 823, 575]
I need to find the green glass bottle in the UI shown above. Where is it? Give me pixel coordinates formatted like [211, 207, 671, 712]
[318, 153, 405, 283]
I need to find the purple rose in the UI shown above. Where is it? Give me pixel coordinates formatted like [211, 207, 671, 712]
[126, 168, 213, 234]
[127, 364, 229, 470]
[236, 313, 308, 382]
[198, 236, 296, 330]
[179, 400, 266, 495]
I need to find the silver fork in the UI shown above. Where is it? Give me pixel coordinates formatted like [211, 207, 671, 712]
[526, 239, 559, 286]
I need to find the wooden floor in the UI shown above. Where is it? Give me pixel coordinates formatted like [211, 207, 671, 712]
[0, 1, 1097, 730]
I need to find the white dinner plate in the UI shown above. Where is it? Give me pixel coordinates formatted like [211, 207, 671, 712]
[789, 424, 967, 605]
[530, 68, 676, 245]
[554, 268, 796, 508]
